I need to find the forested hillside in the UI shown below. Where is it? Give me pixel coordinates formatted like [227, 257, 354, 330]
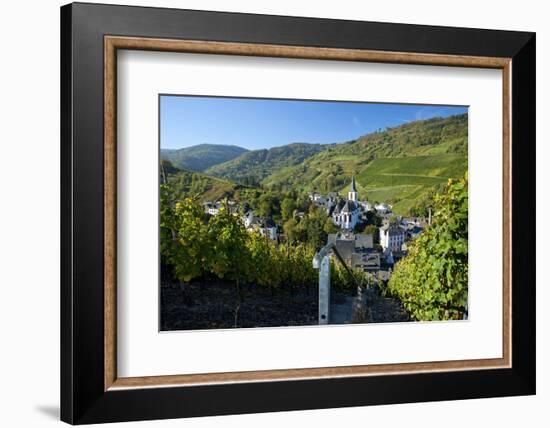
[205, 142, 328, 185]
[160, 143, 248, 172]
[263, 113, 468, 214]
[162, 161, 247, 202]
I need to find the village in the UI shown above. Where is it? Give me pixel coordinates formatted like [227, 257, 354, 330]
[201, 176, 431, 285]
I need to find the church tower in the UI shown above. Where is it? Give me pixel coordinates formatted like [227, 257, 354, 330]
[348, 176, 358, 202]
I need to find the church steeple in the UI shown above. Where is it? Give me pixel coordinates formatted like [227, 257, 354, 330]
[348, 176, 358, 201]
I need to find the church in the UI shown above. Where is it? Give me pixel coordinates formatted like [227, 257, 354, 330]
[332, 176, 361, 230]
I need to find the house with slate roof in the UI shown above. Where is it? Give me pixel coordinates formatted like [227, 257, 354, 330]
[332, 176, 361, 230]
[379, 223, 405, 252]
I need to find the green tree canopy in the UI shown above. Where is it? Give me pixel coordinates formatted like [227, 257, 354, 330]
[283, 218, 298, 242]
[281, 197, 297, 221]
[324, 217, 339, 234]
[207, 207, 251, 285]
[258, 194, 280, 218]
[388, 173, 468, 320]
[160, 190, 212, 282]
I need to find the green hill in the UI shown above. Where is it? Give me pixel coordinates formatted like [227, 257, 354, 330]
[263, 114, 468, 215]
[160, 144, 249, 172]
[163, 114, 468, 216]
[164, 166, 247, 203]
[205, 142, 328, 185]
[354, 155, 467, 214]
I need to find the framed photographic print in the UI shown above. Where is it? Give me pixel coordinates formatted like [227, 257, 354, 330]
[60, 2, 536, 425]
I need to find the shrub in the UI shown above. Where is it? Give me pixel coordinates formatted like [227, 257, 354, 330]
[387, 173, 468, 320]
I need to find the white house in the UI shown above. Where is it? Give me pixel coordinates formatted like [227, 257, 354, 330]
[375, 202, 392, 214]
[245, 215, 278, 240]
[360, 201, 373, 211]
[379, 223, 405, 252]
[254, 218, 278, 240]
[204, 200, 239, 216]
[258, 225, 278, 240]
[203, 201, 221, 216]
[242, 210, 255, 228]
[309, 192, 327, 205]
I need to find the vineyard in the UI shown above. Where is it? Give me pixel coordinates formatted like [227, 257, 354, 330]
[158, 111, 470, 329]
[160, 173, 469, 328]
[387, 174, 469, 320]
[160, 184, 372, 329]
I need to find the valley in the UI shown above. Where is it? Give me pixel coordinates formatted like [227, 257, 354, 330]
[161, 113, 468, 216]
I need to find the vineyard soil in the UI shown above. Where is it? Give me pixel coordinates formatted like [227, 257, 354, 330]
[160, 280, 409, 330]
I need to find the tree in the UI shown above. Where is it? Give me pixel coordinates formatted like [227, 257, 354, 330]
[258, 194, 280, 218]
[247, 233, 273, 289]
[304, 207, 328, 250]
[287, 243, 317, 291]
[208, 207, 251, 300]
[160, 184, 367, 298]
[160, 159, 178, 176]
[364, 210, 382, 226]
[353, 221, 366, 233]
[323, 217, 338, 234]
[408, 186, 442, 218]
[159, 183, 176, 272]
[293, 219, 308, 243]
[387, 215, 399, 225]
[388, 174, 468, 320]
[364, 225, 379, 244]
[241, 201, 251, 214]
[160, 194, 211, 282]
[283, 218, 299, 242]
[281, 197, 297, 221]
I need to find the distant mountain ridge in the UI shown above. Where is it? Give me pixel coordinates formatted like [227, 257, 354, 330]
[160, 143, 249, 172]
[205, 142, 329, 185]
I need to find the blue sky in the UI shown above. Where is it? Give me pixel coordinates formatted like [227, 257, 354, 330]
[160, 95, 467, 150]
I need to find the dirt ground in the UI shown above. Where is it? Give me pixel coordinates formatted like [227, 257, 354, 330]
[160, 280, 409, 331]
[366, 287, 410, 323]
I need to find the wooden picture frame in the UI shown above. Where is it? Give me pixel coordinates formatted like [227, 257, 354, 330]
[61, 2, 535, 424]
